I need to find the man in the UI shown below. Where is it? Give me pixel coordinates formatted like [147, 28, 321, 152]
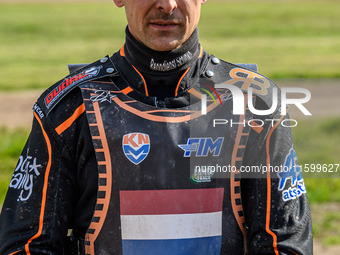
[0, 0, 312, 254]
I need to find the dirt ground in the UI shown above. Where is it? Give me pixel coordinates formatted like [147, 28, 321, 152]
[0, 80, 339, 253]
[314, 241, 340, 254]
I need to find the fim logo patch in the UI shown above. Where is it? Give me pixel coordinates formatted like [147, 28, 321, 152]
[277, 147, 306, 201]
[178, 137, 224, 157]
[122, 133, 150, 165]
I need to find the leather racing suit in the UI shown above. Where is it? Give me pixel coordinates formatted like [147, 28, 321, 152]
[0, 40, 313, 254]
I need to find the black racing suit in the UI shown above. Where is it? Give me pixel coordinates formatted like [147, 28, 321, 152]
[0, 43, 313, 254]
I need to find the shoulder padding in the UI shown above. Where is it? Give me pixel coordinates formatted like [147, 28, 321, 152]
[201, 55, 280, 110]
[233, 63, 258, 72]
[36, 56, 119, 116]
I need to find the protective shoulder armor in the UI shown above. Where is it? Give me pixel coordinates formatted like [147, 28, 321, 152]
[202, 55, 280, 110]
[36, 56, 119, 116]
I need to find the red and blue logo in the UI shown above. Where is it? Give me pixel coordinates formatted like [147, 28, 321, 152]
[122, 133, 150, 165]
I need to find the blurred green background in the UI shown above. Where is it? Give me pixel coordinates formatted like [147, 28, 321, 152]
[1, 0, 340, 91]
[0, 0, 339, 248]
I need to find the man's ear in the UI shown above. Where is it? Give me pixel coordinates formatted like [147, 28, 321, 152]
[113, 0, 124, 8]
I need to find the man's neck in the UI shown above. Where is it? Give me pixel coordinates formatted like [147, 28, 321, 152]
[124, 27, 201, 76]
[123, 27, 201, 100]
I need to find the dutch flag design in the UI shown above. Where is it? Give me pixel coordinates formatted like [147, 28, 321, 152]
[119, 188, 224, 255]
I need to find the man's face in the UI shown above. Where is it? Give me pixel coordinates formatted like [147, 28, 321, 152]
[114, 0, 206, 51]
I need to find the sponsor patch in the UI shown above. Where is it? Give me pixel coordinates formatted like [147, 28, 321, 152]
[122, 133, 150, 165]
[191, 166, 215, 183]
[178, 137, 224, 157]
[44, 65, 102, 109]
[150, 51, 193, 72]
[9, 155, 42, 201]
[33, 103, 44, 119]
[90, 90, 116, 103]
[226, 68, 271, 96]
[277, 147, 306, 201]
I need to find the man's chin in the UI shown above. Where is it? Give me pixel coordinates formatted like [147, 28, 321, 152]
[146, 38, 183, 51]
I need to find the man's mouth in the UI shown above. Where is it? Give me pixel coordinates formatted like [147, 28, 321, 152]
[154, 23, 173, 26]
[149, 20, 179, 29]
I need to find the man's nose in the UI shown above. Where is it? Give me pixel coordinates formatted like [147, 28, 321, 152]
[155, 0, 178, 13]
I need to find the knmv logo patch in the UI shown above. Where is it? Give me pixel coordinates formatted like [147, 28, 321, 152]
[122, 133, 150, 165]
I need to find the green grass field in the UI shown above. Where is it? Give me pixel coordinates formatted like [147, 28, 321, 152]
[0, 0, 340, 91]
[0, 127, 29, 204]
[0, 0, 339, 247]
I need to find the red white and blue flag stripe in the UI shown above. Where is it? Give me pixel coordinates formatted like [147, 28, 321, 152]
[119, 188, 224, 255]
